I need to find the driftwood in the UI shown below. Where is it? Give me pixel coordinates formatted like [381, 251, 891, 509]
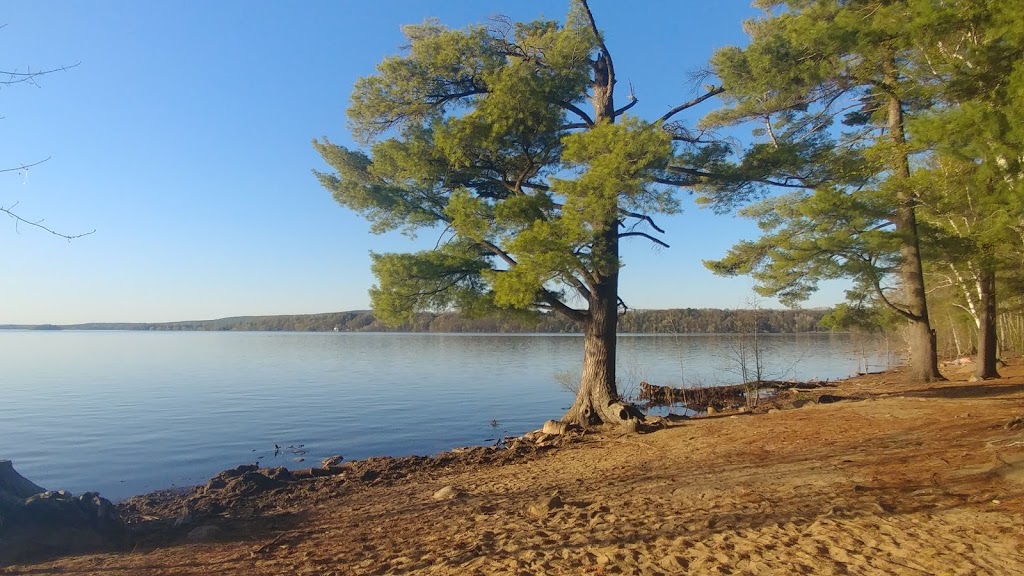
[637, 380, 830, 411]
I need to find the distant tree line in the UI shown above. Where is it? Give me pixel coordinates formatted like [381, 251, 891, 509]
[2, 308, 831, 334]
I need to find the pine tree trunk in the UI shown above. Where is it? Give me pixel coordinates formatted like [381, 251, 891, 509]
[561, 231, 643, 428]
[975, 265, 1000, 379]
[562, 310, 644, 427]
[562, 295, 616, 426]
[559, 40, 644, 428]
[885, 64, 943, 382]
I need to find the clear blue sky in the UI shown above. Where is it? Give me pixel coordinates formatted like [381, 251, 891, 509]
[0, 1, 846, 324]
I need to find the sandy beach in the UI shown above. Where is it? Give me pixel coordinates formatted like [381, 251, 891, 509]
[5, 362, 1024, 575]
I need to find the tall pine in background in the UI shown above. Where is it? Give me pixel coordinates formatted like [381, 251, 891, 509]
[698, 0, 944, 381]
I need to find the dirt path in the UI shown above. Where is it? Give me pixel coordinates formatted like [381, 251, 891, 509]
[6, 364, 1024, 575]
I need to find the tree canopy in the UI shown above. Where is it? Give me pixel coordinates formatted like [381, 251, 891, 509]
[696, 0, 1024, 380]
[696, 0, 954, 381]
[314, 1, 723, 426]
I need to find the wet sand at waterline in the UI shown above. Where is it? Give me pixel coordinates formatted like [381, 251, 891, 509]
[6, 362, 1024, 575]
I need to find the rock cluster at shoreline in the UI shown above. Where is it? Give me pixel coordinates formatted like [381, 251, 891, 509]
[119, 434, 565, 531]
[0, 460, 124, 564]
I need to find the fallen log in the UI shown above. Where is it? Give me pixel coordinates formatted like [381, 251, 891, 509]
[636, 379, 831, 411]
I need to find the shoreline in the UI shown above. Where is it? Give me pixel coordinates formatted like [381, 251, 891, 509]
[6, 360, 1024, 573]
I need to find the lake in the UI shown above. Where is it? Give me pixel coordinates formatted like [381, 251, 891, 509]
[0, 331, 893, 500]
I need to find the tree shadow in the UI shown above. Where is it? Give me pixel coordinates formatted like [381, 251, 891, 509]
[3, 509, 310, 570]
[899, 382, 1024, 400]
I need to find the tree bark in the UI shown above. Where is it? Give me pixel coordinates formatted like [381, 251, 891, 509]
[975, 264, 1000, 379]
[559, 21, 643, 428]
[885, 65, 943, 382]
[561, 227, 643, 427]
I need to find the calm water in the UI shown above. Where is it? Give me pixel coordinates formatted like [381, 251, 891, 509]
[0, 331, 889, 500]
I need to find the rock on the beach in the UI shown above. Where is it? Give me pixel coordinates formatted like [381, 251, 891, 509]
[17, 491, 123, 534]
[203, 466, 286, 499]
[521, 431, 541, 442]
[0, 460, 46, 500]
[0, 477, 124, 564]
[186, 525, 223, 542]
[660, 554, 690, 571]
[321, 455, 345, 468]
[173, 512, 194, 528]
[431, 486, 461, 501]
[542, 420, 569, 435]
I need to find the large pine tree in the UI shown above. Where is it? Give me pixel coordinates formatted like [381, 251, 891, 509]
[313, 1, 721, 426]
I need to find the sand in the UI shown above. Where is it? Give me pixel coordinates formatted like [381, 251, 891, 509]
[4, 362, 1024, 575]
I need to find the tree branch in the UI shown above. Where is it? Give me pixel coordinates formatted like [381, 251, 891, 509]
[0, 62, 80, 87]
[540, 289, 587, 323]
[0, 156, 51, 174]
[477, 239, 517, 268]
[558, 101, 594, 126]
[478, 236, 592, 304]
[862, 270, 917, 322]
[425, 86, 488, 103]
[665, 165, 818, 189]
[613, 98, 637, 117]
[579, 0, 614, 89]
[2, 205, 95, 241]
[620, 231, 669, 248]
[619, 209, 665, 233]
[658, 86, 725, 124]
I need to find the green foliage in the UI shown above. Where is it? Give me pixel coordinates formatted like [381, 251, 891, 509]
[698, 0, 937, 319]
[556, 117, 675, 224]
[820, 296, 902, 334]
[368, 242, 494, 325]
[706, 184, 898, 306]
[313, 2, 697, 328]
[702, 0, 1024, 371]
[904, 0, 1024, 358]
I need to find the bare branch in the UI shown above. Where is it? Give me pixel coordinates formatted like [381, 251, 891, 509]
[856, 258, 917, 321]
[0, 62, 80, 87]
[578, 0, 615, 88]
[664, 123, 716, 144]
[2, 205, 95, 241]
[613, 83, 638, 117]
[764, 115, 780, 148]
[0, 157, 50, 174]
[620, 231, 670, 248]
[612, 98, 637, 117]
[658, 85, 725, 124]
[559, 100, 594, 126]
[619, 209, 665, 233]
